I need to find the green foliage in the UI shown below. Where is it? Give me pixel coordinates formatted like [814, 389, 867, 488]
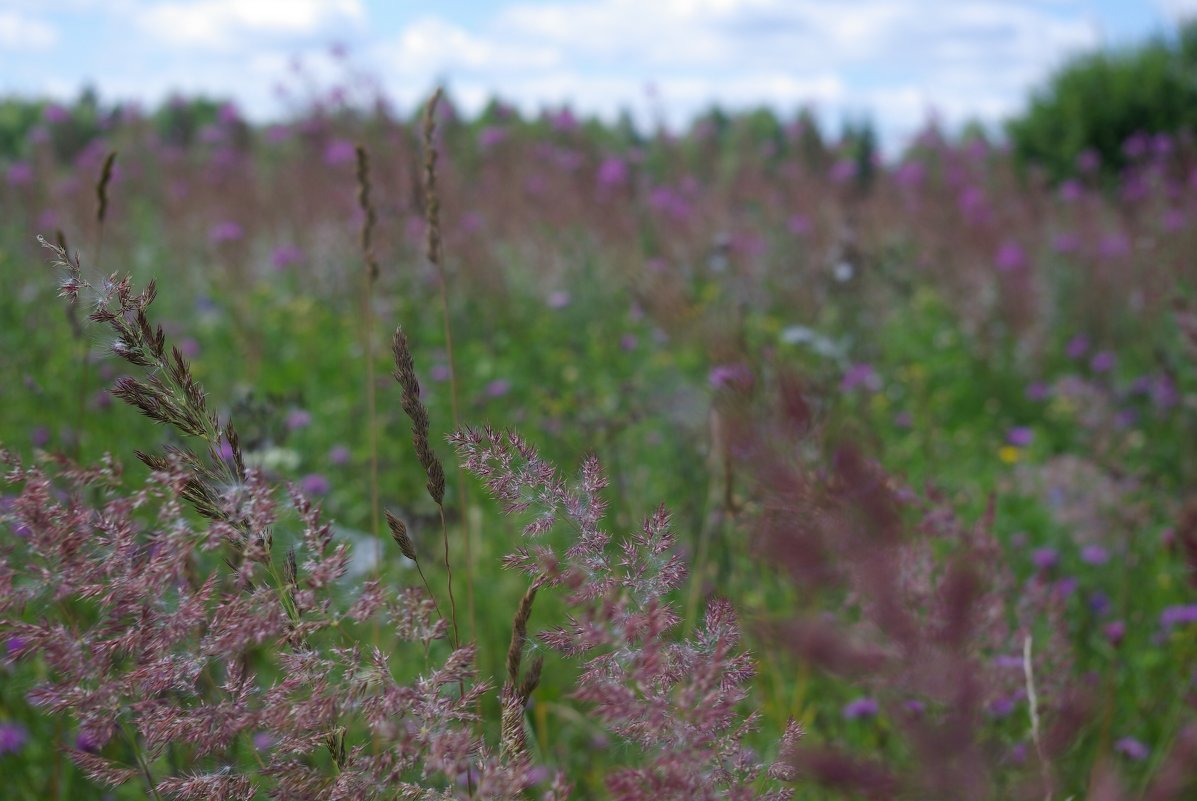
[1007, 19, 1197, 179]
[0, 98, 45, 160]
[150, 95, 227, 148]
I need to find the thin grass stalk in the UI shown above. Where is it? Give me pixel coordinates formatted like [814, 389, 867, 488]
[62, 153, 114, 462]
[423, 87, 476, 644]
[501, 579, 544, 761]
[1024, 634, 1052, 801]
[386, 509, 446, 625]
[354, 146, 384, 573]
[122, 721, 163, 801]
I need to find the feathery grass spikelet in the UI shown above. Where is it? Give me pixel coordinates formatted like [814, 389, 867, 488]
[354, 146, 379, 282]
[422, 88, 444, 270]
[385, 509, 417, 562]
[96, 151, 116, 225]
[392, 325, 446, 505]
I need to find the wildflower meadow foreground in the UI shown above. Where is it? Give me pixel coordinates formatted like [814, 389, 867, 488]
[1, 83, 1196, 800]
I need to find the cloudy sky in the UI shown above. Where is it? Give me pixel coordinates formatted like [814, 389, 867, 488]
[0, 0, 1191, 150]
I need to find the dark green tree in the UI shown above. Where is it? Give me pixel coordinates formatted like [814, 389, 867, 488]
[1006, 19, 1197, 180]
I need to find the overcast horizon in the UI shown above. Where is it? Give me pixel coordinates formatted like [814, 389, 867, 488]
[1, 1, 1193, 152]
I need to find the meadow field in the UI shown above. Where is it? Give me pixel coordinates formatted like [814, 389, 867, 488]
[0, 83, 1196, 800]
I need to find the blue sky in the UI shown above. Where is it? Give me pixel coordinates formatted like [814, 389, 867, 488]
[0, 1, 1189, 151]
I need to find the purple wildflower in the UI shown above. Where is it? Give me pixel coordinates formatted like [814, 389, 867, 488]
[43, 103, 70, 124]
[1065, 336, 1089, 359]
[1090, 351, 1116, 373]
[829, 159, 857, 184]
[841, 363, 881, 393]
[596, 157, 628, 190]
[5, 161, 33, 187]
[460, 211, 484, 233]
[1114, 737, 1150, 761]
[285, 409, 312, 431]
[1161, 604, 1197, 628]
[1104, 620, 1126, 646]
[1058, 180, 1083, 202]
[895, 161, 924, 190]
[648, 186, 691, 222]
[299, 473, 330, 496]
[550, 107, 577, 132]
[1054, 576, 1078, 599]
[709, 363, 754, 393]
[1152, 376, 1179, 410]
[5, 637, 26, 657]
[271, 245, 304, 270]
[1025, 382, 1049, 401]
[1164, 208, 1187, 232]
[995, 241, 1027, 273]
[478, 126, 506, 149]
[1031, 548, 1059, 571]
[958, 186, 990, 224]
[1088, 591, 1110, 614]
[1052, 232, 1080, 254]
[208, 221, 244, 245]
[252, 732, 276, 751]
[177, 337, 201, 359]
[328, 445, 351, 465]
[217, 103, 240, 125]
[1122, 133, 1149, 160]
[1081, 545, 1109, 565]
[1098, 233, 1130, 260]
[988, 697, 1016, 718]
[31, 426, 50, 448]
[1006, 427, 1033, 447]
[323, 138, 356, 166]
[787, 213, 812, 236]
[547, 291, 571, 310]
[485, 379, 511, 398]
[842, 697, 879, 720]
[0, 723, 27, 755]
[430, 364, 452, 382]
[89, 389, 112, 411]
[620, 334, 638, 351]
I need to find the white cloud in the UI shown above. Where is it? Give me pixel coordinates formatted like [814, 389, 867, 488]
[368, 0, 1099, 152]
[3, 0, 1115, 156]
[391, 16, 561, 73]
[139, 0, 364, 49]
[0, 10, 58, 49]
[1157, 0, 1197, 21]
